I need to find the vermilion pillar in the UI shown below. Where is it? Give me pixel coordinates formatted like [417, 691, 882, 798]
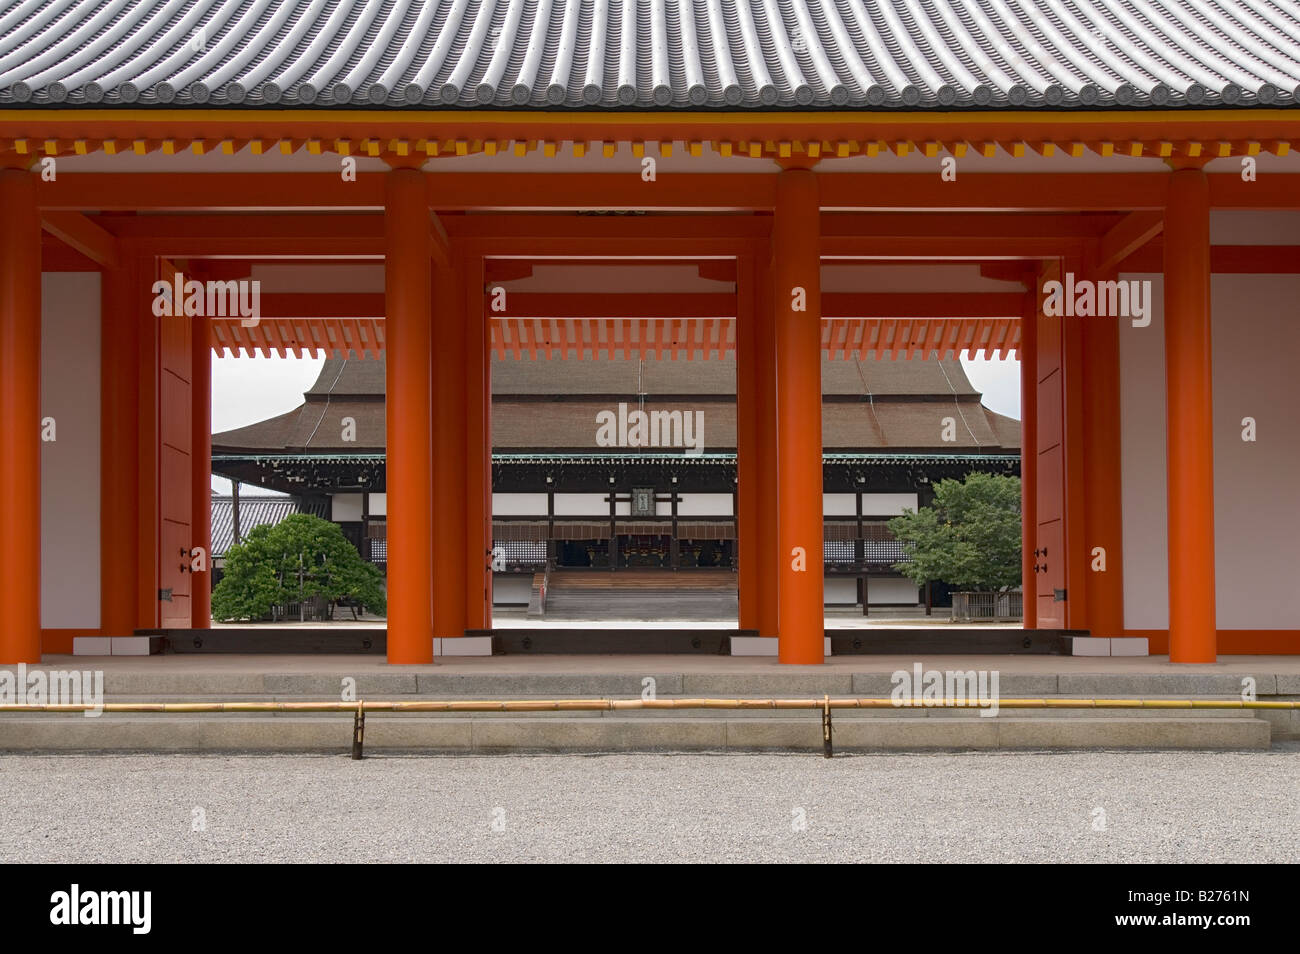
[772, 170, 824, 664]
[101, 246, 141, 639]
[1081, 264, 1125, 636]
[191, 312, 212, 627]
[0, 170, 41, 663]
[384, 169, 434, 663]
[432, 261, 467, 638]
[463, 253, 492, 631]
[1019, 285, 1038, 630]
[136, 257, 160, 630]
[1060, 253, 1089, 630]
[735, 254, 759, 631]
[755, 258, 779, 638]
[1164, 169, 1216, 663]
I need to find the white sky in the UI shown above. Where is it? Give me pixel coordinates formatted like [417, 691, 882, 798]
[209, 353, 1022, 494]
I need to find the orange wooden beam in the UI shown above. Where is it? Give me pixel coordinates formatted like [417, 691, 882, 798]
[38, 173, 386, 210]
[34, 171, 1298, 214]
[1096, 210, 1164, 275]
[40, 210, 119, 268]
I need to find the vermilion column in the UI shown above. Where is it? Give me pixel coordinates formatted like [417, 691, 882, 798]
[432, 261, 467, 638]
[101, 247, 141, 639]
[755, 258, 778, 638]
[384, 169, 434, 663]
[1164, 169, 1216, 663]
[735, 254, 759, 631]
[772, 170, 824, 664]
[137, 257, 160, 630]
[1019, 285, 1038, 630]
[1081, 265, 1125, 636]
[191, 312, 212, 628]
[0, 170, 42, 663]
[463, 253, 491, 631]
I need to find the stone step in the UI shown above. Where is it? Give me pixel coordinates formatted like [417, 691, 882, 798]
[64, 669, 1300, 698]
[0, 709, 1272, 752]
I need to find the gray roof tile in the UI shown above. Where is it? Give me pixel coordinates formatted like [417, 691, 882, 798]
[2, 0, 1298, 109]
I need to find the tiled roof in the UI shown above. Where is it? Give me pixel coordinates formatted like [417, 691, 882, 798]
[211, 353, 1021, 453]
[2, 0, 1298, 110]
[291, 353, 985, 397]
[209, 494, 300, 556]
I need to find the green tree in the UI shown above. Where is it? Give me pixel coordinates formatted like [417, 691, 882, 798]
[887, 472, 1022, 591]
[211, 513, 387, 621]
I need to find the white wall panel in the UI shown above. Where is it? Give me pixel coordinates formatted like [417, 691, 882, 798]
[1120, 271, 1300, 632]
[861, 493, 918, 516]
[1211, 275, 1300, 629]
[41, 273, 101, 629]
[822, 493, 856, 516]
[1119, 274, 1169, 629]
[677, 493, 733, 516]
[493, 492, 548, 515]
[331, 493, 363, 522]
[867, 577, 921, 605]
[553, 493, 609, 516]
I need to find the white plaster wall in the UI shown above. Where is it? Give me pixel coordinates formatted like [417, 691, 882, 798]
[867, 577, 922, 604]
[331, 493, 363, 521]
[554, 493, 609, 516]
[1120, 268, 1300, 630]
[820, 576, 920, 606]
[822, 493, 856, 516]
[1119, 274, 1169, 629]
[1210, 275, 1300, 628]
[677, 493, 733, 516]
[493, 492, 548, 515]
[41, 273, 101, 629]
[368, 492, 386, 516]
[862, 493, 918, 516]
[824, 577, 857, 604]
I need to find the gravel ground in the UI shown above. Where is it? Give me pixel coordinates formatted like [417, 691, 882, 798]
[1, 747, 1296, 863]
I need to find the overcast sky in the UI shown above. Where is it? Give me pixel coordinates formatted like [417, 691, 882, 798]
[211, 353, 1022, 494]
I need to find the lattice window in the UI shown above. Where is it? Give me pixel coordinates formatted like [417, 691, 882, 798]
[823, 540, 856, 565]
[495, 539, 547, 567]
[864, 540, 907, 563]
